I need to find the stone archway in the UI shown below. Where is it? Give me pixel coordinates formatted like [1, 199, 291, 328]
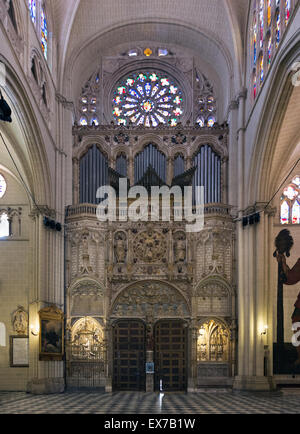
[110, 281, 190, 392]
[111, 280, 190, 320]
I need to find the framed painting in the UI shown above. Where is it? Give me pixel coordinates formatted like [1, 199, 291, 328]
[10, 335, 29, 367]
[39, 305, 64, 361]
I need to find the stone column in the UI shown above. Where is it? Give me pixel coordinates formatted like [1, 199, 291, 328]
[233, 203, 276, 391]
[104, 323, 113, 393]
[146, 321, 154, 392]
[188, 320, 198, 392]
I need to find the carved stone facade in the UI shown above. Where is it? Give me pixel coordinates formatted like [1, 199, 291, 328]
[65, 125, 236, 391]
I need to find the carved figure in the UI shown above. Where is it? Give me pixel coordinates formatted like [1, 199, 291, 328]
[12, 308, 28, 335]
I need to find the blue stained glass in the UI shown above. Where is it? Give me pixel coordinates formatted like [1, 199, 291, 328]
[29, 0, 36, 24]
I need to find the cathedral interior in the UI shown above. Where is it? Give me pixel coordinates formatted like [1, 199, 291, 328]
[0, 0, 300, 400]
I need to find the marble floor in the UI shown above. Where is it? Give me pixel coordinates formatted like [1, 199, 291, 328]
[0, 389, 300, 414]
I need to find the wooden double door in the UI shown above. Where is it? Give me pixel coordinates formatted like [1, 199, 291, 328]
[113, 319, 187, 392]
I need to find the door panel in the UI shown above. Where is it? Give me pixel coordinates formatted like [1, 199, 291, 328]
[154, 320, 187, 392]
[113, 320, 146, 391]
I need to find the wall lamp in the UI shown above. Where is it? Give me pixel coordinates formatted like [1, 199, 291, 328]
[261, 325, 268, 336]
[30, 324, 39, 336]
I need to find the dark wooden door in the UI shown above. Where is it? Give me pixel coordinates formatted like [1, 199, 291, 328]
[113, 320, 146, 391]
[154, 320, 187, 392]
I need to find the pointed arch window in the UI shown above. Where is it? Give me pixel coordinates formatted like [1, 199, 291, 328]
[29, 0, 36, 24]
[280, 177, 300, 224]
[259, 0, 264, 49]
[0, 213, 10, 238]
[285, 0, 291, 26]
[41, 6, 48, 60]
[275, 7, 281, 49]
[28, 1, 49, 62]
[251, 0, 295, 100]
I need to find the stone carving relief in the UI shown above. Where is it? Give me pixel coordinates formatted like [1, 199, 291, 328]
[70, 281, 104, 316]
[70, 317, 104, 361]
[133, 230, 167, 263]
[197, 320, 229, 363]
[68, 228, 105, 282]
[196, 282, 230, 316]
[196, 228, 233, 282]
[112, 282, 189, 319]
[12, 307, 28, 335]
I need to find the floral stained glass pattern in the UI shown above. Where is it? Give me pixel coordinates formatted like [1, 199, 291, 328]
[112, 71, 184, 127]
[280, 177, 300, 225]
[41, 8, 48, 59]
[29, 0, 36, 24]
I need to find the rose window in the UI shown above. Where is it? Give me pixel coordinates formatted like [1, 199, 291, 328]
[112, 71, 184, 127]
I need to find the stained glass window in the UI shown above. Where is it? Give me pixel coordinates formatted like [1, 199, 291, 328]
[112, 71, 184, 127]
[41, 7, 48, 59]
[259, 0, 264, 48]
[275, 8, 281, 48]
[267, 35, 272, 68]
[29, 0, 36, 24]
[253, 72, 257, 99]
[260, 54, 264, 83]
[253, 12, 257, 66]
[280, 177, 300, 224]
[80, 117, 88, 126]
[267, 0, 272, 27]
[0, 174, 7, 198]
[251, 1, 294, 102]
[280, 201, 289, 224]
[285, 0, 291, 26]
[292, 202, 300, 224]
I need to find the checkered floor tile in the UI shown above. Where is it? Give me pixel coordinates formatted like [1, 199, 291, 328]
[0, 390, 300, 414]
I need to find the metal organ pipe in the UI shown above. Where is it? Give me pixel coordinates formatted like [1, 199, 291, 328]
[134, 144, 166, 183]
[79, 144, 108, 204]
[193, 145, 221, 205]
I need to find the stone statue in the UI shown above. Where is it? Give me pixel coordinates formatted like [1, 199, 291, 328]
[174, 234, 186, 263]
[12, 307, 28, 335]
[114, 233, 127, 263]
[80, 234, 93, 274]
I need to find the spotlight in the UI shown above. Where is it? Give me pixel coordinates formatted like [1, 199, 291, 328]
[254, 212, 260, 223]
[43, 216, 62, 232]
[43, 216, 50, 227]
[0, 91, 12, 123]
[242, 217, 248, 227]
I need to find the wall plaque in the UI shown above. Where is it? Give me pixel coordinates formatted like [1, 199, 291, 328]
[10, 336, 29, 367]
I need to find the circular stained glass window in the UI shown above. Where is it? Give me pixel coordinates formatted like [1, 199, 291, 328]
[0, 174, 7, 198]
[112, 71, 184, 127]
